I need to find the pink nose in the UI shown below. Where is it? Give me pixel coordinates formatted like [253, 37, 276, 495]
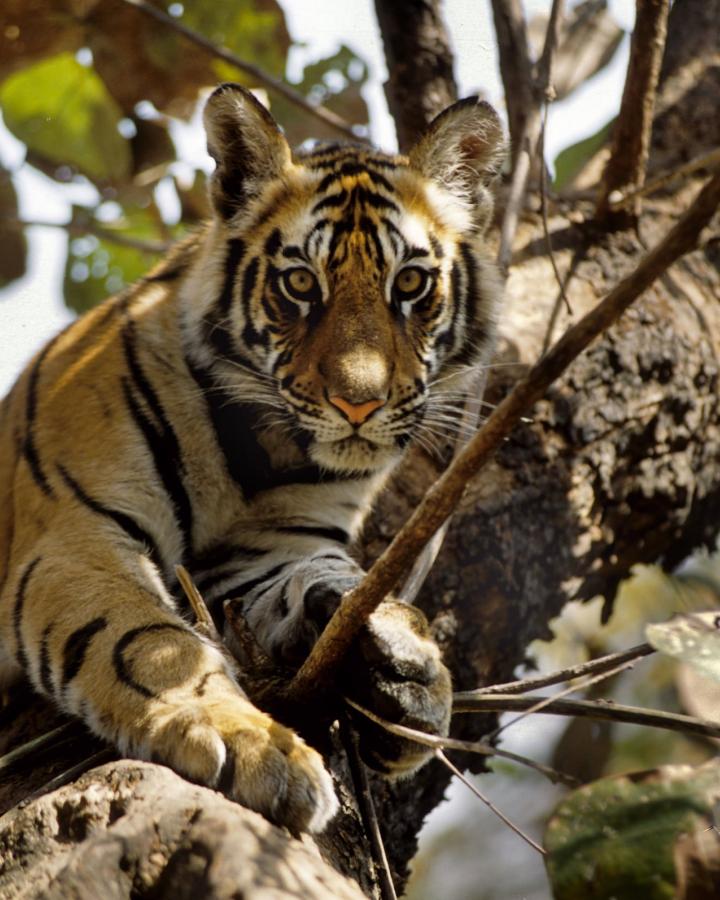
[329, 395, 385, 424]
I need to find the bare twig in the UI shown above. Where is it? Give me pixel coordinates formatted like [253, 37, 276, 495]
[490, 0, 534, 161]
[467, 642, 655, 696]
[596, 0, 671, 222]
[342, 718, 398, 900]
[487, 655, 646, 741]
[436, 750, 547, 855]
[0, 723, 78, 775]
[497, 0, 566, 271]
[609, 146, 720, 210]
[538, 100, 573, 318]
[345, 699, 577, 786]
[2, 216, 169, 255]
[175, 563, 220, 641]
[453, 693, 720, 740]
[118, 0, 359, 142]
[24, 749, 116, 804]
[286, 170, 720, 705]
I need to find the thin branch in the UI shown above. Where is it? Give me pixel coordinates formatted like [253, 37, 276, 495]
[487, 655, 647, 742]
[345, 699, 577, 787]
[609, 146, 720, 210]
[342, 718, 398, 900]
[453, 693, 720, 740]
[175, 563, 221, 642]
[0, 723, 78, 775]
[24, 749, 116, 804]
[285, 169, 720, 706]
[436, 750, 547, 856]
[538, 100, 573, 318]
[497, 0, 566, 271]
[2, 216, 169, 254]
[596, 0, 671, 222]
[465, 642, 655, 696]
[118, 0, 359, 142]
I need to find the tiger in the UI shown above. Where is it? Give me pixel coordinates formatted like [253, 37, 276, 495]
[0, 83, 505, 833]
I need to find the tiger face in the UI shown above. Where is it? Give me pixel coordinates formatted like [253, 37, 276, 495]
[185, 84, 506, 473]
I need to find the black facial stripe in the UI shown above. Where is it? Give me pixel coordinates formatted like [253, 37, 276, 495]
[217, 239, 246, 315]
[264, 228, 282, 257]
[13, 557, 41, 669]
[381, 217, 408, 257]
[304, 217, 331, 258]
[57, 464, 165, 571]
[312, 190, 348, 213]
[316, 162, 396, 193]
[282, 245, 306, 261]
[240, 257, 269, 349]
[113, 623, 190, 698]
[62, 617, 108, 687]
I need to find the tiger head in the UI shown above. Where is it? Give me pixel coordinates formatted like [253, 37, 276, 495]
[186, 83, 506, 474]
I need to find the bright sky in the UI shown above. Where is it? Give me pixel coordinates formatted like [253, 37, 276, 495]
[0, 0, 634, 396]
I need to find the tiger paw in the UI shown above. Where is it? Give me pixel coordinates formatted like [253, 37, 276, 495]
[341, 600, 452, 775]
[144, 694, 338, 833]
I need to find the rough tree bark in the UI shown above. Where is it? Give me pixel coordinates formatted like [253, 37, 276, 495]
[1, 0, 719, 896]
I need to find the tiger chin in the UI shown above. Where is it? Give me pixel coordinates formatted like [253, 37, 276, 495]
[0, 84, 506, 833]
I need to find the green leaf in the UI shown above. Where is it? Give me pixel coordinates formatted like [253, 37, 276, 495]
[0, 52, 131, 182]
[545, 760, 720, 899]
[62, 205, 168, 314]
[553, 118, 614, 191]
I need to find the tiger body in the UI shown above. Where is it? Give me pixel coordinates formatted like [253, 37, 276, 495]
[0, 85, 505, 832]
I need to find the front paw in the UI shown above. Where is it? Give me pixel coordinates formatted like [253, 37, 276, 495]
[341, 601, 452, 776]
[145, 691, 338, 833]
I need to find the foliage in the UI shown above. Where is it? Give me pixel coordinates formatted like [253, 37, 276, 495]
[545, 760, 720, 899]
[0, 0, 368, 311]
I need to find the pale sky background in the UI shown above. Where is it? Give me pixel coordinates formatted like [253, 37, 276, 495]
[0, 0, 635, 397]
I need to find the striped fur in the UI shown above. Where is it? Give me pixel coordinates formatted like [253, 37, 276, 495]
[0, 85, 506, 832]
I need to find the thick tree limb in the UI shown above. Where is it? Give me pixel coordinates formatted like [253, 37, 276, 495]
[287, 170, 720, 706]
[596, 0, 670, 224]
[118, 0, 359, 141]
[373, 0, 457, 151]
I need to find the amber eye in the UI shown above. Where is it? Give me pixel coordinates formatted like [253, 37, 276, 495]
[281, 268, 319, 300]
[394, 267, 431, 301]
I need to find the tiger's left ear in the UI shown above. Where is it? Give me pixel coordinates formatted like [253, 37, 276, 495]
[204, 83, 292, 220]
[408, 97, 507, 230]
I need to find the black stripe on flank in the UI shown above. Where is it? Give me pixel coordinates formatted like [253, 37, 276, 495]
[229, 562, 288, 599]
[13, 557, 41, 669]
[113, 623, 189, 698]
[22, 342, 57, 498]
[57, 464, 165, 570]
[121, 323, 194, 554]
[121, 378, 193, 555]
[62, 617, 108, 687]
[40, 624, 54, 695]
[217, 239, 246, 315]
[278, 525, 349, 544]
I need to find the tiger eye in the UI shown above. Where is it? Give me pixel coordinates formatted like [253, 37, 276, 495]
[395, 268, 425, 295]
[286, 269, 316, 295]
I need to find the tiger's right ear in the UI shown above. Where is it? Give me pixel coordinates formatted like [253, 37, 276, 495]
[203, 83, 292, 220]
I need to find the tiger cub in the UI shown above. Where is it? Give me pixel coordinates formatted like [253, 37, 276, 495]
[0, 84, 505, 832]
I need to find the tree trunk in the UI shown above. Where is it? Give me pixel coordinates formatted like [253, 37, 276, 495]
[1, 0, 719, 896]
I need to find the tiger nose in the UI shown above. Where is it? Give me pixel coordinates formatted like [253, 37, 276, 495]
[329, 395, 386, 424]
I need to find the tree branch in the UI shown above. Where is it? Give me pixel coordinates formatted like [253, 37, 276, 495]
[373, 0, 457, 151]
[283, 170, 720, 705]
[497, 0, 565, 271]
[596, 0, 671, 224]
[472, 642, 655, 695]
[452, 693, 720, 741]
[118, 0, 359, 142]
[489, 0, 533, 163]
